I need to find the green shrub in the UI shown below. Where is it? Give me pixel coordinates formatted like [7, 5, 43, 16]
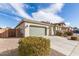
[55, 31, 62, 36]
[18, 36, 50, 56]
[64, 31, 73, 36]
[70, 36, 77, 40]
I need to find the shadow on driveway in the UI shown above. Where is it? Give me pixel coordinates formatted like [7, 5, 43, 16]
[0, 48, 65, 56]
[50, 49, 65, 56]
[0, 48, 18, 56]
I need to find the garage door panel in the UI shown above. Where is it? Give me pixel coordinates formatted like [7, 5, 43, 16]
[29, 27, 45, 36]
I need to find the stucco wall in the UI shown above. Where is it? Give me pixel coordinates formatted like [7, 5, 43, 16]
[25, 23, 49, 36]
[16, 22, 25, 37]
[16, 22, 54, 37]
[25, 23, 30, 37]
[51, 27, 54, 35]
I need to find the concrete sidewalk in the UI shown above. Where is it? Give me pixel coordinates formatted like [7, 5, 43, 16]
[50, 36, 79, 56]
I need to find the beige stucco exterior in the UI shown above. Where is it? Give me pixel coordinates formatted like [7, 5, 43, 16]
[15, 19, 72, 37]
[15, 22, 25, 37]
[0, 19, 73, 38]
[16, 21, 50, 37]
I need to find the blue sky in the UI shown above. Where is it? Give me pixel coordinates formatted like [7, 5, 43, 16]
[58, 3, 79, 28]
[0, 3, 79, 28]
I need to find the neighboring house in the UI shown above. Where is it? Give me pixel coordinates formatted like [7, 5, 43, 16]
[15, 18, 72, 37]
[73, 27, 79, 33]
[0, 28, 16, 38]
[52, 23, 73, 34]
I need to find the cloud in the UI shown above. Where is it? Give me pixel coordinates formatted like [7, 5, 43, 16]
[32, 11, 64, 23]
[9, 3, 65, 23]
[0, 4, 23, 22]
[0, 25, 7, 28]
[65, 22, 71, 27]
[42, 3, 64, 14]
[0, 4, 16, 14]
[15, 17, 21, 21]
[32, 3, 64, 23]
[10, 3, 33, 20]
[0, 3, 65, 24]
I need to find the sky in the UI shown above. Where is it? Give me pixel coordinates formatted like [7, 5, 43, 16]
[0, 3, 79, 28]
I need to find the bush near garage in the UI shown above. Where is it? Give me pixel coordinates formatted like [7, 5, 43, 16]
[70, 36, 77, 40]
[64, 31, 73, 36]
[18, 36, 50, 56]
[55, 31, 62, 36]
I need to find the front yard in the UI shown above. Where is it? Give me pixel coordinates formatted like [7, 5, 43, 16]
[0, 37, 64, 56]
[0, 36, 79, 56]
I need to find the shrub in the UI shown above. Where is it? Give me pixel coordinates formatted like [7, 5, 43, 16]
[70, 36, 77, 40]
[55, 31, 62, 36]
[64, 31, 73, 36]
[18, 36, 50, 56]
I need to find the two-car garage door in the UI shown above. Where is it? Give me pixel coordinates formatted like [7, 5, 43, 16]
[29, 26, 46, 36]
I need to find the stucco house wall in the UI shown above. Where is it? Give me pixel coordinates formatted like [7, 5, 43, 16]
[15, 20, 50, 37]
[15, 19, 71, 37]
[25, 23, 49, 36]
[16, 22, 25, 37]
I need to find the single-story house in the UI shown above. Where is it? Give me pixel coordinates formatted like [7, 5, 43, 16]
[15, 18, 70, 37]
[15, 18, 53, 37]
[0, 19, 72, 38]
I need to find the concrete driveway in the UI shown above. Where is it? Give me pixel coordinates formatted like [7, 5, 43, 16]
[0, 38, 19, 55]
[0, 38, 64, 56]
[49, 36, 79, 56]
[0, 36, 79, 56]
